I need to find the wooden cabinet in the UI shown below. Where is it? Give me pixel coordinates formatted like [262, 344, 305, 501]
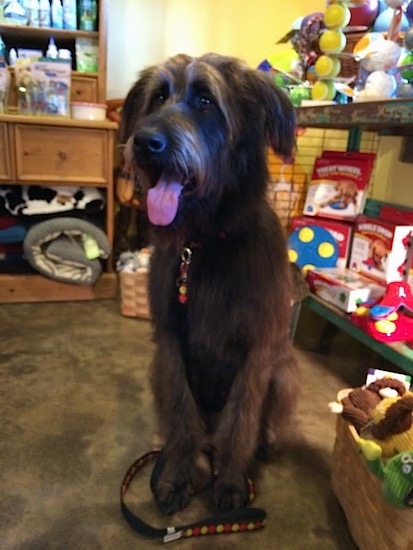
[0, 122, 13, 180]
[14, 123, 111, 183]
[1, 0, 108, 108]
[0, 1, 118, 303]
[0, 113, 118, 303]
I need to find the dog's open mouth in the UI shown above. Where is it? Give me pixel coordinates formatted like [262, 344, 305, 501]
[147, 171, 191, 226]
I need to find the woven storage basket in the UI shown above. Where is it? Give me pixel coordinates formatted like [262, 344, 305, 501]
[340, 31, 405, 80]
[332, 414, 413, 550]
[340, 31, 365, 79]
[119, 270, 151, 319]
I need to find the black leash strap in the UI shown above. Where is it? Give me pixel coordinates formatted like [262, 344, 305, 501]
[120, 451, 267, 543]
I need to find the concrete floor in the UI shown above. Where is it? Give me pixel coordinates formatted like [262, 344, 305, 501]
[0, 298, 402, 549]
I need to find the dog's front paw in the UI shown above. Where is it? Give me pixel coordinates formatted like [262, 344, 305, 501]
[152, 476, 192, 515]
[213, 475, 250, 513]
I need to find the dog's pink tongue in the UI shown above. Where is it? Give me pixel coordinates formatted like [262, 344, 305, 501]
[147, 175, 183, 226]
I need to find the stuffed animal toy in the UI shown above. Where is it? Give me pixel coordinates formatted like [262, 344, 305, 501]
[328, 378, 407, 433]
[358, 438, 413, 508]
[367, 393, 413, 458]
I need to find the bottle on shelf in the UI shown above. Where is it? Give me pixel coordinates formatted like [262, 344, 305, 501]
[51, 0, 64, 29]
[78, 0, 97, 31]
[0, 35, 6, 62]
[8, 48, 18, 66]
[62, 0, 77, 30]
[39, 0, 51, 27]
[28, 0, 40, 27]
[46, 37, 58, 59]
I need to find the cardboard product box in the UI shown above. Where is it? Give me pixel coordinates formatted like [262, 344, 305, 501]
[303, 153, 375, 222]
[349, 214, 413, 287]
[15, 58, 71, 116]
[289, 216, 353, 269]
[306, 267, 385, 312]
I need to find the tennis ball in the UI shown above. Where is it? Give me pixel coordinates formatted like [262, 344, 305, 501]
[311, 80, 336, 101]
[315, 55, 341, 79]
[319, 29, 347, 55]
[324, 3, 351, 30]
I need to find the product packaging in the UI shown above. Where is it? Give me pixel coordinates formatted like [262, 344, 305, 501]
[306, 267, 385, 312]
[15, 57, 71, 116]
[349, 207, 413, 288]
[303, 151, 376, 221]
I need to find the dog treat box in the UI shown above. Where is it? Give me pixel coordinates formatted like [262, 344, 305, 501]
[303, 154, 374, 221]
[349, 209, 413, 288]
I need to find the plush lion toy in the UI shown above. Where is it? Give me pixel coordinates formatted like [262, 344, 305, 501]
[368, 393, 413, 458]
[328, 378, 407, 433]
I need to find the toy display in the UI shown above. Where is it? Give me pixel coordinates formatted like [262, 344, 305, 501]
[312, 2, 349, 101]
[270, 0, 413, 104]
[352, 281, 413, 342]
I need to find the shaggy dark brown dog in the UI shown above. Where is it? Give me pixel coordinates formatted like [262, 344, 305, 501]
[121, 53, 299, 516]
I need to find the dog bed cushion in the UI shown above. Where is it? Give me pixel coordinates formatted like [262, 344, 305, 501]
[23, 218, 111, 284]
[0, 185, 105, 216]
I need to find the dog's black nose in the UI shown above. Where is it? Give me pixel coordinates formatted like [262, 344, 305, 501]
[134, 129, 167, 154]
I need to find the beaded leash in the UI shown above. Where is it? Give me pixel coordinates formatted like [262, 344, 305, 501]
[120, 451, 267, 543]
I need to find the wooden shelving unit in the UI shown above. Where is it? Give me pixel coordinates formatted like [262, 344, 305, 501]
[0, 1, 118, 304]
[1, 0, 108, 105]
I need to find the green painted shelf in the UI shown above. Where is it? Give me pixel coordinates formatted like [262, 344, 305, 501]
[303, 295, 413, 376]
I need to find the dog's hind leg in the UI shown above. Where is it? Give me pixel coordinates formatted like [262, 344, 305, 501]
[150, 336, 205, 515]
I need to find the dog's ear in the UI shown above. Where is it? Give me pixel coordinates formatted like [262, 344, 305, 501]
[251, 71, 296, 161]
[118, 78, 147, 145]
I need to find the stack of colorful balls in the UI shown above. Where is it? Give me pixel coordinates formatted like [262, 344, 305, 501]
[312, 1, 351, 101]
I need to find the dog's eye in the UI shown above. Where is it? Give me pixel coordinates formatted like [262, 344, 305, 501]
[198, 96, 214, 109]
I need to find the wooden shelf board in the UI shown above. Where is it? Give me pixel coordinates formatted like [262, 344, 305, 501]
[296, 99, 413, 133]
[0, 272, 118, 303]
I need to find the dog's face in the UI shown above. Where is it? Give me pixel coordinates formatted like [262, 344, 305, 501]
[370, 239, 388, 270]
[121, 53, 295, 231]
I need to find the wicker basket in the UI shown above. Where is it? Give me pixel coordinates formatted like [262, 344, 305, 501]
[332, 414, 413, 550]
[340, 31, 365, 79]
[340, 31, 405, 80]
[119, 270, 151, 319]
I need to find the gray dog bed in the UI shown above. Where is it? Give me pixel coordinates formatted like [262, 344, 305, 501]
[23, 218, 111, 284]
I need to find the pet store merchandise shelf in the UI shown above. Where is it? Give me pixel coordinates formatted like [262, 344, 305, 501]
[296, 99, 413, 151]
[0, 112, 118, 303]
[1, 0, 108, 105]
[295, 99, 413, 374]
[303, 294, 413, 377]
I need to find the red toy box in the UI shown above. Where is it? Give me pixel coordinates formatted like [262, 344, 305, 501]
[306, 267, 385, 312]
[348, 211, 413, 288]
[302, 152, 375, 222]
